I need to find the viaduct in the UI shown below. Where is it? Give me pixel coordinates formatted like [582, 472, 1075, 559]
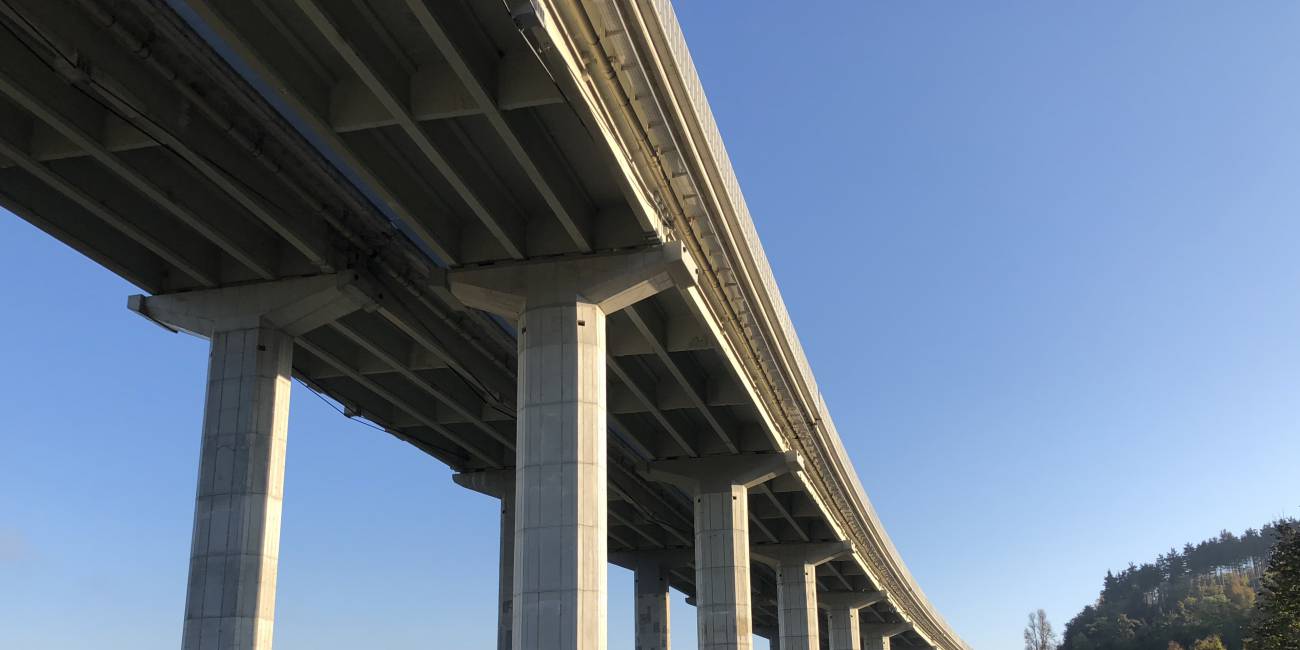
[0, 1, 970, 649]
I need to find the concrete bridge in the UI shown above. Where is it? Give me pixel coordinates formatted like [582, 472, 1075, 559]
[0, 1, 969, 649]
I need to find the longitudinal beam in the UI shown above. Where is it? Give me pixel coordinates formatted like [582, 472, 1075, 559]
[293, 0, 528, 259]
[404, 0, 595, 252]
[179, 0, 464, 264]
[0, 43, 278, 279]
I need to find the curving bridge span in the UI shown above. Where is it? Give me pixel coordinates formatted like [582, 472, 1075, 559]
[0, 1, 969, 649]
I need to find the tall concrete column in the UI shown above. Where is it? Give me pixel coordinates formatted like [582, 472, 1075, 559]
[820, 591, 884, 650]
[453, 470, 516, 650]
[633, 556, 672, 650]
[612, 548, 691, 650]
[645, 452, 803, 650]
[863, 635, 890, 650]
[514, 297, 608, 649]
[823, 605, 857, 650]
[184, 325, 293, 649]
[752, 542, 851, 650]
[774, 562, 817, 650]
[130, 273, 372, 650]
[695, 484, 753, 650]
[450, 244, 697, 650]
[860, 623, 911, 650]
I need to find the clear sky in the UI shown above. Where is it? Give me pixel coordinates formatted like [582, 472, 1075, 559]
[2, 2, 1300, 649]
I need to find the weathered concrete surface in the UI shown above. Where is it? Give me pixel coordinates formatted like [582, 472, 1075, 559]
[643, 452, 803, 650]
[633, 556, 671, 650]
[695, 485, 753, 650]
[752, 541, 851, 650]
[182, 326, 292, 650]
[775, 561, 818, 650]
[821, 591, 885, 650]
[824, 604, 859, 650]
[514, 300, 608, 650]
[448, 245, 698, 650]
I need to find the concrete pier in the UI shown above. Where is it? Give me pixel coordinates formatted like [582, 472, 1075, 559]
[821, 591, 885, 650]
[752, 542, 851, 650]
[612, 549, 691, 650]
[183, 326, 292, 649]
[514, 298, 608, 650]
[450, 245, 697, 650]
[453, 470, 516, 650]
[645, 452, 802, 650]
[774, 561, 817, 650]
[129, 273, 371, 650]
[695, 484, 755, 650]
[862, 623, 912, 650]
[633, 556, 672, 650]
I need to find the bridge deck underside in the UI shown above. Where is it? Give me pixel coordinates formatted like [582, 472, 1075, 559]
[0, 0, 933, 645]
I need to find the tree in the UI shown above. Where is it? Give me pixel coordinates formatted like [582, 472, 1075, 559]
[1025, 609, 1059, 650]
[1168, 642, 1186, 650]
[1247, 521, 1300, 650]
[1191, 634, 1226, 650]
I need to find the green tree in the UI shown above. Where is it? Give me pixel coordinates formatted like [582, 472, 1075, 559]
[1191, 634, 1226, 650]
[1247, 521, 1300, 650]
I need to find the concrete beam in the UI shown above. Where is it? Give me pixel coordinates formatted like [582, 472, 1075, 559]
[295, 0, 528, 260]
[644, 451, 803, 493]
[403, 0, 594, 252]
[750, 541, 852, 570]
[609, 547, 694, 572]
[818, 591, 886, 611]
[861, 623, 913, 650]
[128, 273, 373, 338]
[327, 54, 563, 133]
[448, 244, 697, 320]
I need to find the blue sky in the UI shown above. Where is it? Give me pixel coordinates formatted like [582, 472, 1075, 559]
[3, 2, 1300, 649]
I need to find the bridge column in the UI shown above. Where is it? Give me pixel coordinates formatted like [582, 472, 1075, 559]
[453, 470, 516, 650]
[860, 623, 911, 650]
[819, 591, 884, 650]
[129, 274, 371, 650]
[753, 626, 780, 650]
[645, 452, 803, 650]
[611, 548, 690, 650]
[450, 245, 697, 650]
[634, 558, 671, 650]
[752, 542, 852, 650]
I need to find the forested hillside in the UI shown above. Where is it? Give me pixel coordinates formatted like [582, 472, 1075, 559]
[1061, 519, 1297, 650]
